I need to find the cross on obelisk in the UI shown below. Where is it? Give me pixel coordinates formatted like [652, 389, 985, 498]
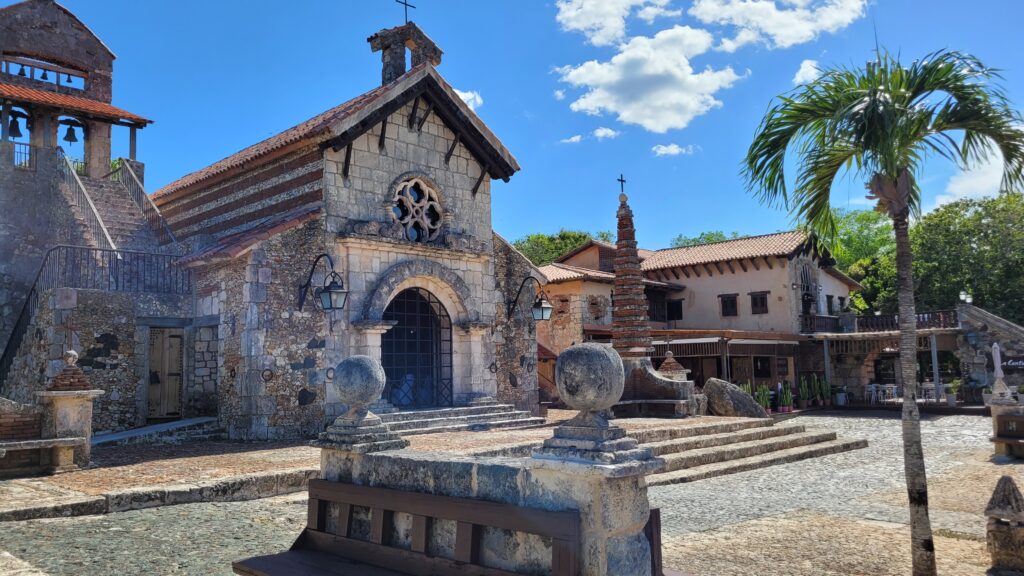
[396, 0, 416, 24]
[617, 173, 627, 194]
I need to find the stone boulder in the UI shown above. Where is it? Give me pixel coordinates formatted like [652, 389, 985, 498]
[703, 378, 768, 418]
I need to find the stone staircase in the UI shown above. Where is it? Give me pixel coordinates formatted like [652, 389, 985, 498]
[76, 176, 161, 251]
[378, 404, 545, 436]
[634, 418, 866, 486]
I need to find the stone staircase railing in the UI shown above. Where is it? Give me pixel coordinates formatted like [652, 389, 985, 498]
[109, 160, 178, 246]
[0, 245, 192, 390]
[57, 147, 117, 251]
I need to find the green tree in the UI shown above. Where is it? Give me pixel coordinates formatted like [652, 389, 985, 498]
[512, 229, 595, 266]
[847, 254, 897, 313]
[913, 193, 1024, 324]
[743, 50, 1024, 575]
[832, 208, 894, 270]
[671, 230, 741, 247]
[594, 230, 615, 243]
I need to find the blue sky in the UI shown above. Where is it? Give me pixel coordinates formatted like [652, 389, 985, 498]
[49, 0, 1024, 249]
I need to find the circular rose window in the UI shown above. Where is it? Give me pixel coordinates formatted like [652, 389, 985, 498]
[391, 178, 442, 243]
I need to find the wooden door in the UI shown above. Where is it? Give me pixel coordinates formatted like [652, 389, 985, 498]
[148, 328, 183, 419]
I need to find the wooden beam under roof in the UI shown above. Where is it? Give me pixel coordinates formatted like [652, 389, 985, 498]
[445, 134, 460, 166]
[737, 259, 747, 272]
[749, 258, 760, 271]
[703, 263, 714, 277]
[764, 256, 774, 270]
[725, 260, 735, 274]
[407, 96, 419, 129]
[378, 116, 388, 151]
[416, 101, 434, 132]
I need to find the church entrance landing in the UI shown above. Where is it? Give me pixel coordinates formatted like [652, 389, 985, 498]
[382, 288, 453, 409]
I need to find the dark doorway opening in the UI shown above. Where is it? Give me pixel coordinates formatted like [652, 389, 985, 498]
[382, 288, 453, 408]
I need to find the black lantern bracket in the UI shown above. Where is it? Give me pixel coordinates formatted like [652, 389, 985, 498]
[506, 276, 553, 322]
[297, 253, 349, 312]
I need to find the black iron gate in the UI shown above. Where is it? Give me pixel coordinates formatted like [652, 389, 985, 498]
[382, 288, 453, 408]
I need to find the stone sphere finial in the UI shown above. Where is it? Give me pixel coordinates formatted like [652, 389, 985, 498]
[63, 349, 79, 367]
[665, 350, 674, 359]
[330, 355, 386, 422]
[555, 343, 624, 414]
[619, 193, 628, 204]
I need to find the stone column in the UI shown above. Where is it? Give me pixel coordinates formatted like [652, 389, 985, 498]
[985, 475, 1024, 574]
[465, 322, 495, 404]
[36, 351, 104, 466]
[531, 343, 664, 575]
[84, 120, 111, 179]
[611, 193, 653, 360]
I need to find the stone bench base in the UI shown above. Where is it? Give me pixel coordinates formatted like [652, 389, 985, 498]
[991, 436, 1024, 459]
[0, 437, 86, 476]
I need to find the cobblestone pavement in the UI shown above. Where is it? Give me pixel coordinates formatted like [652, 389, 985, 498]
[0, 411, 1017, 575]
[652, 411, 1022, 575]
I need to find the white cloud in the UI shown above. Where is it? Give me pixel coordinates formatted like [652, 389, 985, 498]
[555, 0, 681, 46]
[560, 134, 584, 144]
[689, 0, 867, 52]
[792, 59, 820, 85]
[558, 25, 742, 133]
[453, 89, 483, 111]
[652, 143, 696, 156]
[593, 126, 621, 140]
[553, 89, 566, 101]
[933, 155, 1003, 208]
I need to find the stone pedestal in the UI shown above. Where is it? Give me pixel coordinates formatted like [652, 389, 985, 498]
[990, 398, 1024, 459]
[314, 355, 408, 455]
[36, 390, 103, 466]
[986, 476, 1024, 575]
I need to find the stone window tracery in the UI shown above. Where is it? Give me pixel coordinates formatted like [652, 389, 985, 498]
[390, 178, 443, 243]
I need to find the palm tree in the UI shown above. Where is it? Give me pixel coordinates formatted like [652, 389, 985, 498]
[743, 50, 1024, 575]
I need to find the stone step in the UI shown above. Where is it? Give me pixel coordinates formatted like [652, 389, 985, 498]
[378, 404, 522, 423]
[628, 418, 775, 444]
[398, 416, 548, 437]
[660, 430, 838, 472]
[647, 438, 868, 486]
[642, 424, 806, 456]
[384, 410, 539, 433]
[92, 417, 224, 446]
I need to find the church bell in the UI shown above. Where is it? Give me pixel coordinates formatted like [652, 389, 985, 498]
[40, 69, 48, 81]
[8, 117, 22, 139]
[63, 125, 78, 143]
[17, 65, 26, 77]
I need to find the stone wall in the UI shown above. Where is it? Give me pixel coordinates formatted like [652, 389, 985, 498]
[0, 147, 80, 353]
[187, 323, 219, 417]
[197, 218, 343, 440]
[958, 304, 1024, 390]
[492, 234, 540, 414]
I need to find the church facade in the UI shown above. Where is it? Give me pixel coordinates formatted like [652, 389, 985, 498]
[0, 2, 542, 440]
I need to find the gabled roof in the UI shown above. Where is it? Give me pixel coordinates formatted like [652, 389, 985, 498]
[539, 262, 670, 288]
[0, 81, 149, 124]
[0, 1, 116, 58]
[154, 63, 520, 202]
[640, 231, 810, 272]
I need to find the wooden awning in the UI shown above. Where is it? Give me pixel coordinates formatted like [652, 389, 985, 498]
[0, 82, 151, 126]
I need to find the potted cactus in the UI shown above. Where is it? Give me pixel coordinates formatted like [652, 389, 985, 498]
[945, 379, 961, 407]
[779, 384, 794, 413]
[755, 384, 772, 415]
[740, 380, 753, 396]
[798, 377, 810, 410]
[819, 376, 832, 407]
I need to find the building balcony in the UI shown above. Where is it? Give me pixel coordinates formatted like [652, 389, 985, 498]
[799, 310, 960, 334]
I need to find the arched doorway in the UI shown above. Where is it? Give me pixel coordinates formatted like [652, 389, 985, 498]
[382, 287, 453, 408]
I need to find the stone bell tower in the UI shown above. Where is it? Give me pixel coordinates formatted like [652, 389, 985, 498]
[367, 22, 443, 85]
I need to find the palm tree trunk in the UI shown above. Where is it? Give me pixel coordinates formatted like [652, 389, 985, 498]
[893, 209, 937, 576]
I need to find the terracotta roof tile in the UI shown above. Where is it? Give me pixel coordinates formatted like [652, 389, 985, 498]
[539, 262, 670, 287]
[0, 82, 149, 124]
[641, 231, 809, 272]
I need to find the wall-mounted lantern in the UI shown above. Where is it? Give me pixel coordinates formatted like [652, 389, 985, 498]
[298, 253, 348, 312]
[507, 276, 553, 322]
[959, 290, 973, 304]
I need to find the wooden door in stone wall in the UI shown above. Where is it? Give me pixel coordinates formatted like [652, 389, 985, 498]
[148, 328, 183, 419]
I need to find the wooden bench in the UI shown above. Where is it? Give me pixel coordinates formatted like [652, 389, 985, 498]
[235, 479, 678, 576]
[0, 437, 86, 476]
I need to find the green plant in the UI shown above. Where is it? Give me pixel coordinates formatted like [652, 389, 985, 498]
[779, 385, 794, 407]
[755, 385, 771, 409]
[948, 379, 962, 395]
[739, 381, 753, 396]
[983, 387, 993, 394]
[799, 377, 810, 401]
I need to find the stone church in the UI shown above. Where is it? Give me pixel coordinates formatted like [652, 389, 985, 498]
[0, 1, 544, 439]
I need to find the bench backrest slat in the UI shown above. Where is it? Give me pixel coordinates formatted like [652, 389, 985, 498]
[304, 479, 581, 576]
[308, 479, 579, 542]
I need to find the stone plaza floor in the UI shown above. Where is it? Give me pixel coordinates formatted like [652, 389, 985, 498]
[0, 411, 1018, 574]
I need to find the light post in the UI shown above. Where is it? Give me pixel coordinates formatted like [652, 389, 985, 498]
[297, 253, 349, 312]
[506, 276, 553, 322]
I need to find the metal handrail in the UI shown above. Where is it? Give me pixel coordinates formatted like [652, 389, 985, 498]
[114, 160, 178, 245]
[0, 244, 192, 388]
[57, 147, 118, 251]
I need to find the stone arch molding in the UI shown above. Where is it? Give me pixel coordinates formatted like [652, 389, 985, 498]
[362, 259, 478, 323]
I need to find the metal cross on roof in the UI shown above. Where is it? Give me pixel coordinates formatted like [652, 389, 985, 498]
[617, 173, 627, 194]
[396, 0, 416, 24]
